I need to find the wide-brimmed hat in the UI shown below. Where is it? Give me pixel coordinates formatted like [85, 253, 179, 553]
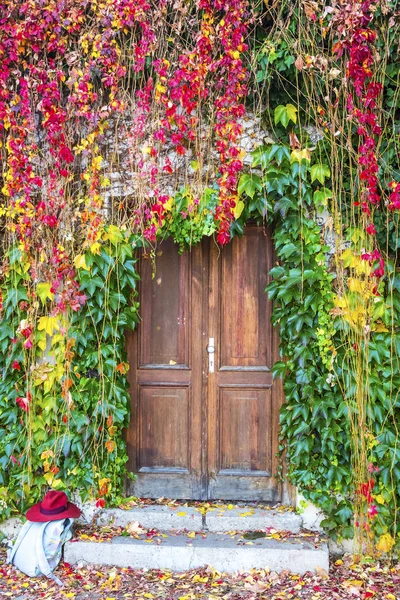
[26, 490, 81, 522]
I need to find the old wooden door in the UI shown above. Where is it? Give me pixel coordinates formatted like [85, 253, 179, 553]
[126, 226, 284, 502]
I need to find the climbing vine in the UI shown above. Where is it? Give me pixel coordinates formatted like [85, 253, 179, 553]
[0, 0, 251, 517]
[237, 138, 354, 540]
[0, 229, 139, 517]
[0, 0, 400, 557]
[243, 0, 400, 553]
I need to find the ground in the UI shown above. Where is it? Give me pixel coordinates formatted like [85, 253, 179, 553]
[0, 549, 399, 599]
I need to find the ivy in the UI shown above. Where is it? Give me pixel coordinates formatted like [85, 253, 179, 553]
[241, 143, 354, 539]
[156, 186, 219, 252]
[237, 132, 400, 544]
[0, 229, 140, 518]
[0, 0, 399, 555]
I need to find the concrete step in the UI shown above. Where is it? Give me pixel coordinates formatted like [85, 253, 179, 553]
[97, 505, 302, 533]
[97, 505, 203, 531]
[205, 507, 301, 533]
[65, 531, 328, 575]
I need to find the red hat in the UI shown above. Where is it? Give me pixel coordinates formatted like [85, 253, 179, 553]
[26, 490, 81, 522]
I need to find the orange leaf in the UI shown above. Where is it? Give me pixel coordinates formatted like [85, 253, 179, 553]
[105, 439, 116, 453]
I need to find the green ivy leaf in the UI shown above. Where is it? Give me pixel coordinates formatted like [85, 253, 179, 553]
[310, 164, 331, 185]
[238, 173, 262, 199]
[313, 188, 333, 213]
[274, 104, 297, 127]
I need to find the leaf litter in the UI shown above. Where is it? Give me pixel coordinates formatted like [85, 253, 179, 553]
[116, 498, 296, 516]
[1, 548, 400, 599]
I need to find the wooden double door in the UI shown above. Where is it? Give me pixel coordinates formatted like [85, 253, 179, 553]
[126, 226, 286, 502]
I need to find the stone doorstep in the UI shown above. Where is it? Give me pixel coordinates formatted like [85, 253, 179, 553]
[97, 505, 203, 532]
[97, 505, 302, 534]
[206, 507, 301, 533]
[65, 533, 329, 575]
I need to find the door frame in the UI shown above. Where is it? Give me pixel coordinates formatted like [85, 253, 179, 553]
[125, 232, 295, 504]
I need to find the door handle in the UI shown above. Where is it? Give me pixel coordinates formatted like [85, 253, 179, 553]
[207, 337, 215, 373]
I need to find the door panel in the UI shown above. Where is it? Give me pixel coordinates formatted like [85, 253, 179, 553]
[207, 227, 282, 501]
[126, 240, 205, 499]
[138, 386, 190, 471]
[219, 231, 273, 369]
[139, 244, 190, 367]
[218, 388, 271, 472]
[126, 228, 285, 502]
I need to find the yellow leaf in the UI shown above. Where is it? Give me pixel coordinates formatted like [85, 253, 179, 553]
[41, 449, 54, 459]
[37, 335, 47, 352]
[44, 472, 54, 485]
[376, 533, 395, 553]
[52, 479, 64, 489]
[290, 148, 311, 163]
[350, 227, 366, 244]
[347, 278, 365, 293]
[36, 282, 54, 304]
[340, 249, 371, 276]
[163, 197, 174, 211]
[90, 242, 101, 255]
[239, 511, 254, 517]
[74, 254, 90, 271]
[373, 321, 389, 333]
[340, 249, 358, 269]
[103, 224, 124, 245]
[156, 83, 166, 94]
[192, 574, 208, 582]
[38, 316, 60, 336]
[233, 200, 244, 219]
[345, 580, 363, 587]
[374, 494, 385, 505]
[187, 531, 196, 538]
[177, 511, 187, 517]
[92, 155, 103, 170]
[386, 594, 396, 600]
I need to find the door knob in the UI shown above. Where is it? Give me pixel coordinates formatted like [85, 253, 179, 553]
[207, 337, 215, 373]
